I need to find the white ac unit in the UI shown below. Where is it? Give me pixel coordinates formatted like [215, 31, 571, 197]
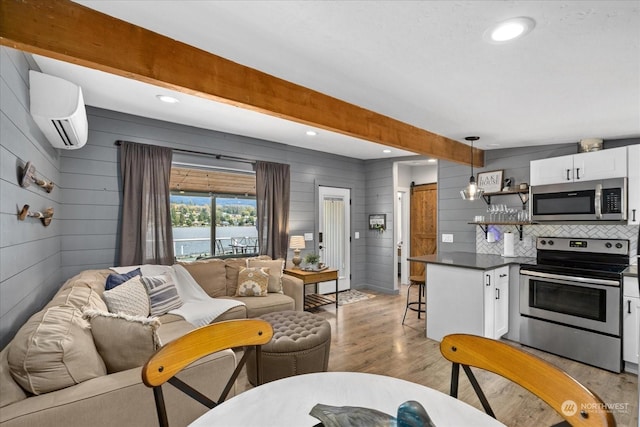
[29, 70, 88, 150]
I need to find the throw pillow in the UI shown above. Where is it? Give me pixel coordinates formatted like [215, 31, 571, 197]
[235, 267, 270, 297]
[140, 273, 183, 316]
[178, 258, 227, 298]
[103, 276, 150, 317]
[83, 310, 161, 373]
[246, 258, 285, 293]
[105, 268, 141, 290]
[7, 305, 106, 395]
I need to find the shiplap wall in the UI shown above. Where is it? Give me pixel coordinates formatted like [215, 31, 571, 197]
[59, 107, 369, 283]
[0, 47, 63, 348]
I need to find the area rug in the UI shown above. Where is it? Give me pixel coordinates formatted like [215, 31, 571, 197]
[325, 289, 376, 306]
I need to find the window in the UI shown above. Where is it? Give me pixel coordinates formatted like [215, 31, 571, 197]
[169, 166, 257, 261]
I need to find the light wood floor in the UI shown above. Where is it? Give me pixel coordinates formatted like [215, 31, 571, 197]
[238, 284, 638, 426]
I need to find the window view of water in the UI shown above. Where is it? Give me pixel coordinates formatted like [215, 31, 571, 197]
[169, 180, 258, 261]
[173, 226, 258, 261]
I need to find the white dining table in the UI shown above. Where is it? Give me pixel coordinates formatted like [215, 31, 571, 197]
[189, 371, 506, 427]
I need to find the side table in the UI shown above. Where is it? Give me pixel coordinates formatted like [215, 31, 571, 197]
[283, 268, 339, 311]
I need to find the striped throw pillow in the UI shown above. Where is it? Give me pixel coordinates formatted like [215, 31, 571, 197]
[140, 273, 183, 316]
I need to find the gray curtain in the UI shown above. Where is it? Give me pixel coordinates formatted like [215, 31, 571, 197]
[119, 141, 174, 266]
[256, 161, 290, 259]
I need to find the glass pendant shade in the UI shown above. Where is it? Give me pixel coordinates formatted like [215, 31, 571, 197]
[460, 176, 484, 200]
[460, 136, 483, 200]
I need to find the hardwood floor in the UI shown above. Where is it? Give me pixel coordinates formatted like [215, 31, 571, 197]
[238, 284, 638, 426]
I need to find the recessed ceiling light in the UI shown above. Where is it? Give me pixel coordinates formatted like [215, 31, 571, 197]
[484, 17, 535, 44]
[427, 159, 437, 163]
[489, 143, 501, 147]
[156, 94, 179, 104]
[306, 130, 317, 136]
[383, 149, 392, 154]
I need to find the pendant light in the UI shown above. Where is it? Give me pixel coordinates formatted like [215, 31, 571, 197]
[460, 136, 484, 200]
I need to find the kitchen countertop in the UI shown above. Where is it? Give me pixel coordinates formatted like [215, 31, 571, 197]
[623, 265, 638, 277]
[408, 252, 535, 270]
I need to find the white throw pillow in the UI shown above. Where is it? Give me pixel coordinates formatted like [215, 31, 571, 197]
[103, 276, 150, 317]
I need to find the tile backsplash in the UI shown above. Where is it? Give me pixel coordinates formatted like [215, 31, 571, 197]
[476, 224, 639, 262]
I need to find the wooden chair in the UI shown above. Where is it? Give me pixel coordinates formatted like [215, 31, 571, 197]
[440, 334, 616, 427]
[142, 319, 274, 427]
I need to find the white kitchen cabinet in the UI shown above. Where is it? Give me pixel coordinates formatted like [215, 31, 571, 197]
[426, 264, 508, 341]
[623, 276, 639, 373]
[627, 144, 640, 225]
[530, 146, 627, 186]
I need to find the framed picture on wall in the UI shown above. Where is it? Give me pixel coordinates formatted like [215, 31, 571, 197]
[477, 170, 504, 193]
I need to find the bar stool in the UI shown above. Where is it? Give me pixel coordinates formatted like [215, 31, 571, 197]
[402, 275, 426, 324]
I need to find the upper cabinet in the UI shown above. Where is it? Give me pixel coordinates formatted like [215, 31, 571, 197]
[530, 147, 627, 186]
[628, 144, 640, 225]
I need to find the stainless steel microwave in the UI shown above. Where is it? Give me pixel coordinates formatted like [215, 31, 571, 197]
[530, 177, 627, 221]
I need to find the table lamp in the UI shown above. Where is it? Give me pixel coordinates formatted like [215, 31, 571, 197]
[289, 235, 306, 269]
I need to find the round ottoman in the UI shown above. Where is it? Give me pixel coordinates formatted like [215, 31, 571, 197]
[247, 310, 331, 385]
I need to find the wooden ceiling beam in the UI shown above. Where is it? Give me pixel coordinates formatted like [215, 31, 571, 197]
[0, 0, 483, 166]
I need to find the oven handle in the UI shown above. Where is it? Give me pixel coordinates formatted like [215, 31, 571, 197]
[520, 269, 620, 287]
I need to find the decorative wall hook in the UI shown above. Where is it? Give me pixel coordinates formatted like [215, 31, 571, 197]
[20, 161, 54, 193]
[18, 205, 54, 226]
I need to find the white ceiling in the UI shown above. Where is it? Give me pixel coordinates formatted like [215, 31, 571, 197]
[33, 1, 640, 159]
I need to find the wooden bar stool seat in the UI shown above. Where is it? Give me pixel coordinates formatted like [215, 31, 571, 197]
[402, 275, 426, 324]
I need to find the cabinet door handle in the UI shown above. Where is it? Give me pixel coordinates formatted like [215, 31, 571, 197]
[566, 169, 571, 181]
[633, 209, 637, 222]
[575, 168, 581, 180]
[499, 273, 507, 278]
[629, 300, 633, 314]
[495, 288, 500, 300]
[486, 274, 491, 286]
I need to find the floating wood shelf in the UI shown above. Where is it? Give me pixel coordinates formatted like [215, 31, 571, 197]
[481, 188, 529, 208]
[468, 221, 537, 240]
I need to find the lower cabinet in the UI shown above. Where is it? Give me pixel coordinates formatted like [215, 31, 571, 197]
[623, 276, 639, 373]
[426, 264, 509, 341]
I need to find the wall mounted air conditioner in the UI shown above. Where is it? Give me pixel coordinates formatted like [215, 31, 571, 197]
[29, 70, 88, 150]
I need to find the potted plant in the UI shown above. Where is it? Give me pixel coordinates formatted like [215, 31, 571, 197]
[304, 252, 320, 268]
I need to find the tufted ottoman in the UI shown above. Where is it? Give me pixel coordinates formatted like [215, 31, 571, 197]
[246, 310, 331, 385]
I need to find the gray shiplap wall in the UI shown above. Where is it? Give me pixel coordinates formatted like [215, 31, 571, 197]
[59, 107, 369, 285]
[0, 47, 63, 348]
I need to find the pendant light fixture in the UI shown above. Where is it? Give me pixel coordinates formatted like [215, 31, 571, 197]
[460, 136, 484, 200]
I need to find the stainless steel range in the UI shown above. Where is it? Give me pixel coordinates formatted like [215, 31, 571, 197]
[519, 237, 629, 373]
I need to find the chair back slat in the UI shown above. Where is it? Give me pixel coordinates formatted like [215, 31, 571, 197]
[440, 334, 616, 427]
[143, 319, 273, 387]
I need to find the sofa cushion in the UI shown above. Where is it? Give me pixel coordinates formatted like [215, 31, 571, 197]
[141, 273, 183, 316]
[102, 276, 150, 317]
[235, 267, 270, 297]
[223, 293, 295, 318]
[224, 258, 247, 296]
[0, 347, 27, 408]
[104, 268, 141, 290]
[48, 285, 108, 313]
[7, 305, 106, 395]
[247, 258, 284, 293]
[178, 258, 227, 298]
[83, 310, 161, 373]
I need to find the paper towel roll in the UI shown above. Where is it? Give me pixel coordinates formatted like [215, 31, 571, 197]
[503, 232, 515, 257]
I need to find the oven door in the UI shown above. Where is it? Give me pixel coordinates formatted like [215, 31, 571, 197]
[520, 269, 620, 336]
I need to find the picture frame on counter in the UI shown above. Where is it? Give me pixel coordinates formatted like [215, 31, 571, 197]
[477, 170, 504, 193]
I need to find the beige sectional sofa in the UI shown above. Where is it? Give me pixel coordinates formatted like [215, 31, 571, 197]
[0, 257, 303, 427]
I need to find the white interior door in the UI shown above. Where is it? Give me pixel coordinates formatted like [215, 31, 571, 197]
[318, 186, 350, 293]
[396, 189, 410, 288]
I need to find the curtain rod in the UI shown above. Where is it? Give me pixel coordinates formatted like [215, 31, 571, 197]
[114, 140, 256, 165]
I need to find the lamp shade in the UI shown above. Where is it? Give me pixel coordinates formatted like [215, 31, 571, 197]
[289, 235, 306, 249]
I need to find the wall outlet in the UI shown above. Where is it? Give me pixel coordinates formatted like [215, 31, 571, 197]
[442, 234, 454, 243]
[304, 233, 313, 241]
[354, 231, 360, 239]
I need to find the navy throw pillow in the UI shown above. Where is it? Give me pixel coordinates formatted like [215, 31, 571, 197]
[105, 268, 142, 291]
